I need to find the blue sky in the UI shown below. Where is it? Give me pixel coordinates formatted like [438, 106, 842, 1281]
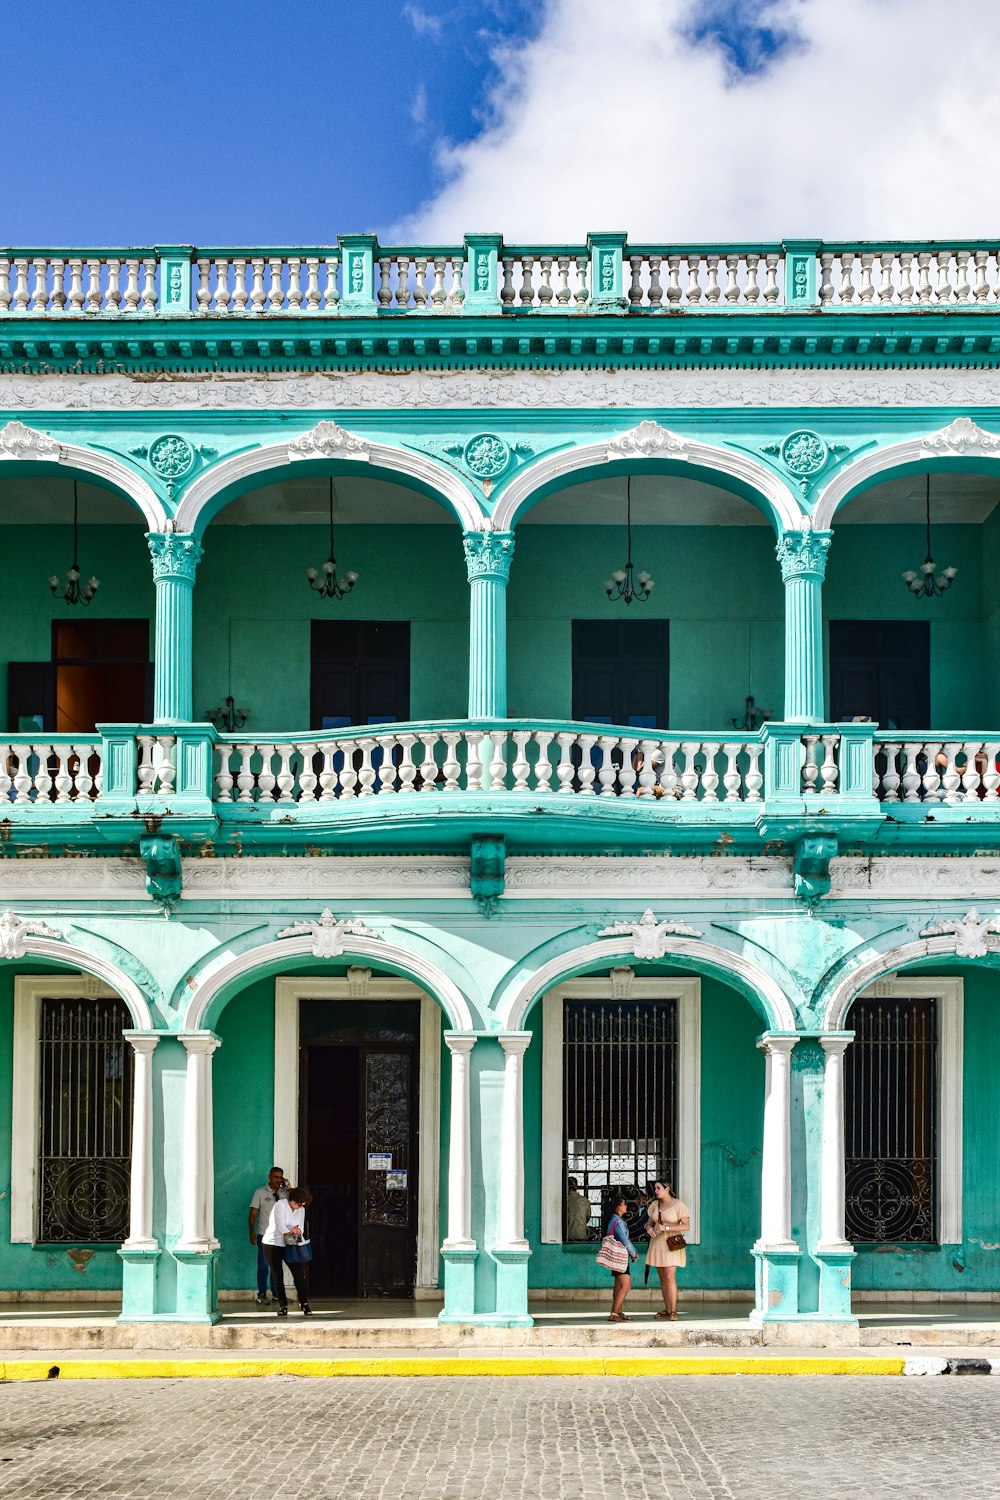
[4, 1, 996, 245]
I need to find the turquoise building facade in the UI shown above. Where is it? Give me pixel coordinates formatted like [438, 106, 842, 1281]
[0, 235, 999, 1332]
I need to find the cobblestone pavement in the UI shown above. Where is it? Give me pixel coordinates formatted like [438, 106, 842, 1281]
[0, 1377, 998, 1499]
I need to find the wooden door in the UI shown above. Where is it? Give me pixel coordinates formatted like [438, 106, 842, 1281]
[829, 621, 930, 730]
[310, 620, 410, 729]
[572, 619, 669, 728]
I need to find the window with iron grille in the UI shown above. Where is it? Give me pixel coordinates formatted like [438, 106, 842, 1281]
[845, 996, 938, 1245]
[563, 997, 678, 1243]
[38, 996, 133, 1244]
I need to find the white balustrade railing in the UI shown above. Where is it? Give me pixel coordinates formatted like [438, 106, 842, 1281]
[874, 739, 1000, 802]
[136, 734, 177, 797]
[0, 253, 160, 315]
[800, 733, 842, 795]
[213, 727, 764, 805]
[0, 739, 102, 802]
[6, 242, 1000, 316]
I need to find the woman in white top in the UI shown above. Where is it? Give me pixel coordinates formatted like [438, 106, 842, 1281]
[262, 1185, 313, 1317]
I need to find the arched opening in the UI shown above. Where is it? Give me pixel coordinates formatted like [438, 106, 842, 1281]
[823, 465, 1000, 734]
[508, 941, 783, 1322]
[505, 463, 785, 738]
[192, 468, 470, 744]
[0, 474, 154, 735]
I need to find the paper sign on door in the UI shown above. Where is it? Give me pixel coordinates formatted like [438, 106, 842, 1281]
[367, 1153, 392, 1171]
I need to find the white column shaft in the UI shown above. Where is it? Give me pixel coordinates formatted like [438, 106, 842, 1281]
[819, 1036, 852, 1250]
[757, 1035, 797, 1250]
[443, 1034, 476, 1249]
[178, 1033, 220, 1250]
[497, 1033, 530, 1250]
[123, 1034, 158, 1248]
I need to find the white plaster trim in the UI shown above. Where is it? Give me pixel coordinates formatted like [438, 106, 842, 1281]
[814, 420, 1000, 528]
[0, 425, 165, 530]
[823, 936, 991, 1032]
[272, 975, 441, 1289]
[855, 976, 963, 1247]
[12, 368, 1000, 412]
[186, 934, 474, 1032]
[174, 426, 485, 534]
[540, 976, 701, 1246]
[11, 972, 117, 1243]
[491, 427, 801, 532]
[2, 937, 153, 1030]
[502, 935, 795, 1033]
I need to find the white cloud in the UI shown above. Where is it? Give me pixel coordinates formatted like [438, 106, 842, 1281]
[403, 3, 444, 39]
[398, 0, 1000, 242]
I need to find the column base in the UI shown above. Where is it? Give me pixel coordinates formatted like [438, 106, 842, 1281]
[815, 1244, 857, 1322]
[439, 1245, 479, 1322]
[750, 1245, 801, 1324]
[172, 1246, 221, 1324]
[490, 1245, 533, 1326]
[118, 1243, 161, 1321]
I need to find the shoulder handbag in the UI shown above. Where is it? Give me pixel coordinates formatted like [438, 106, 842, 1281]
[665, 1231, 687, 1252]
[595, 1218, 629, 1274]
[284, 1240, 313, 1264]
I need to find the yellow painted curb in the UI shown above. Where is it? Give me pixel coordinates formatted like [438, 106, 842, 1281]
[0, 1355, 907, 1381]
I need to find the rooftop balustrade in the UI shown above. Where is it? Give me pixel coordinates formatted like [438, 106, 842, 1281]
[4, 239, 1000, 317]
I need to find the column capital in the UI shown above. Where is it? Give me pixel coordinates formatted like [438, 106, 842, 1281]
[498, 1031, 531, 1058]
[177, 1030, 221, 1056]
[147, 529, 203, 585]
[819, 1032, 853, 1057]
[443, 1032, 477, 1057]
[123, 1031, 160, 1057]
[757, 1033, 798, 1057]
[463, 530, 515, 584]
[776, 528, 831, 583]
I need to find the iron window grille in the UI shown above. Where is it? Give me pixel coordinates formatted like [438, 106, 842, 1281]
[37, 995, 133, 1244]
[563, 997, 678, 1243]
[845, 996, 938, 1245]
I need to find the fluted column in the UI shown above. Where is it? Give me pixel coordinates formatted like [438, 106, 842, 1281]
[776, 529, 831, 723]
[818, 1035, 853, 1251]
[496, 1031, 531, 1250]
[443, 1034, 476, 1250]
[122, 1033, 159, 1249]
[147, 531, 203, 722]
[176, 1031, 220, 1251]
[756, 1034, 798, 1250]
[463, 531, 515, 718]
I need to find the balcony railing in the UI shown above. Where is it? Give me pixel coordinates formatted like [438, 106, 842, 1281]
[3, 240, 1000, 317]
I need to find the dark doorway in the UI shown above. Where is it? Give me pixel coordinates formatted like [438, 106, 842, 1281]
[829, 621, 930, 730]
[310, 621, 410, 730]
[300, 999, 420, 1298]
[571, 619, 669, 728]
[8, 619, 151, 733]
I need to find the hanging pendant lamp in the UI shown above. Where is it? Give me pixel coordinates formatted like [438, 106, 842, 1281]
[48, 480, 100, 605]
[902, 476, 957, 599]
[604, 476, 654, 605]
[306, 479, 358, 600]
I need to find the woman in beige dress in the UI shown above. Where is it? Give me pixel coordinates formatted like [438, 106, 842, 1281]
[645, 1180, 690, 1320]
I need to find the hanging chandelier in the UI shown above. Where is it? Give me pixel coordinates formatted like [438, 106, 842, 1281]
[604, 477, 654, 605]
[48, 480, 100, 605]
[903, 476, 957, 599]
[206, 696, 249, 733]
[306, 479, 358, 600]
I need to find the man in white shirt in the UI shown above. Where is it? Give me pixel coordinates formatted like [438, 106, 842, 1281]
[248, 1167, 288, 1305]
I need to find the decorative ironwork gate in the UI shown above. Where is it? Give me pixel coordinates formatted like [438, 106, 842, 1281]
[563, 997, 678, 1241]
[38, 996, 133, 1244]
[845, 996, 938, 1244]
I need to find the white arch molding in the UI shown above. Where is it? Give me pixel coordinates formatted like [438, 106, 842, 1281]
[813, 418, 1000, 530]
[500, 934, 798, 1033]
[490, 424, 804, 533]
[184, 933, 476, 1032]
[174, 424, 488, 535]
[0, 423, 166, 531]
[9, 937, 155, 1030]
[820, 933, 999, 1033]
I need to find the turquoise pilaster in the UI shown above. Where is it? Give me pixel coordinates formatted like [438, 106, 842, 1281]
[587, 231, 627, 313]
[439, 1247, 479, 1321]
[464, 234, 503, 314]
[157, 246, 194, 313]
[339, 233, 377, 315]
[776, 529, 831, 723]
[147, 531, 202, 723]
[750, 1246, 801, 1323]
[463, 532, 515, 717]
[783, 240, 821, 309]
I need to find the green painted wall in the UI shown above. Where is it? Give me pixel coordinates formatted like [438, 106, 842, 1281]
[522, 976, 763, 1291]
[852, 964, 1000, 1294]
